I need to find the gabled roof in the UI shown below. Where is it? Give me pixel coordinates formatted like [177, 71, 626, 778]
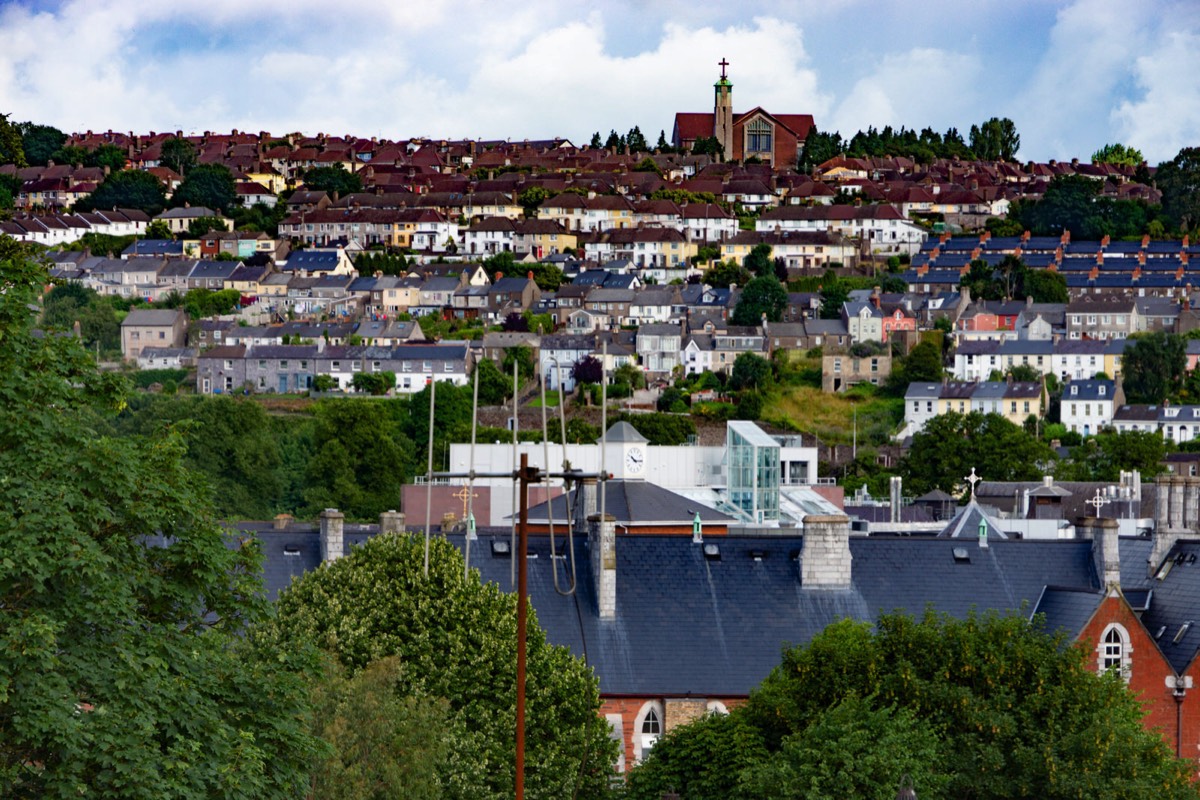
[938, 498, 1009, 540]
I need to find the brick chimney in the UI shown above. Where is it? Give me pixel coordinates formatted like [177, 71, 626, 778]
[589, 513, 617, 618]
[801, 514, 852, 590]
[319, 508, 345, 563]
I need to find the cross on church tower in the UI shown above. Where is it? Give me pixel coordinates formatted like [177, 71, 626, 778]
[452, 485, 479, 520]
[964, 467, 981, 499]
[1087, 488, 1111, 517]
[718, 57, 729, 79]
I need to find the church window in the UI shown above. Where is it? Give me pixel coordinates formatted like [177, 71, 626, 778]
[634, 701, 664, 763]
[747, 118, 773, 154]
[1099, 624, 1131, 680]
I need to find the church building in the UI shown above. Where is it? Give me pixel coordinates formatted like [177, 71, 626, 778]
[671, 59, 815, 167]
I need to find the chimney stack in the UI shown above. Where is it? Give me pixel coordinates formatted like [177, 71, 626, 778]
[889, 476, 902, 524]
[272, 513, 293, 530]
[379, 509, 406, 534]
[1079, 516, 1121, 592]
[589, 513, 617, 618]
[319, 508, 345, 563]
[801, 514, 852, 589]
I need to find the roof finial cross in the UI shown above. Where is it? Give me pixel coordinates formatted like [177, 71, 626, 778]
[718, 58, 729, 79]
[1087, 488, 1111, 517]
[964, 467, 981, 499]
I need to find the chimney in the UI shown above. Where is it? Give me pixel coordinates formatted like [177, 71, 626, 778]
[379, 509, 406, 534]
[319, 508, 345, 563]
[589, 513, 617, 618]
[272, 513, 293, 530]
[495, 270, 503, 282]
[889, 476, 902, 524]
[801, 514, 852, 590]
[575, 478, 598, 532]
[1079, 517, 1121, 592]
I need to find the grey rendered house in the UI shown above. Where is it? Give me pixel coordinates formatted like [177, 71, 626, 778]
[121, 308, 188, 360]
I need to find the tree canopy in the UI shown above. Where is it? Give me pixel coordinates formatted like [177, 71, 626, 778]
[630, 610, 1198, 800]
[16, 122, 66, 166]
[1010, 174, 1160, 240]
[172, 163, 237, 212]
[265, 533, 617, 800]
[1122, 330, 1187, 404]
[731, 275, 787, 325]
[75, 169, 167, 215]
[1156, 146, 1200, 232]
[158, 136, 197, 176]
[301, 165, 363, 196]
[0, 112, 26, 166]
[1092, 142, 1144, 167]
[969, 116, 1021, 162]
[901, 411, 1056, 495]
[0, 242, 319, 797]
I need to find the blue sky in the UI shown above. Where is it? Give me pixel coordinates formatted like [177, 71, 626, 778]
[0, 0, 1196, 164]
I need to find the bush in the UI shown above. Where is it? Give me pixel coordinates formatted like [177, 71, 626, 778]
[132, 368, 188, 389]
[691, 401, 736, 421]
[735, 390, 764, 420]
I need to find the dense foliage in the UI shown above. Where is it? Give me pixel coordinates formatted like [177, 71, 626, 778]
[0, 242, 319, 797]
[266, 534, 617, 800]
[901, 411, 1056, 495]
[629, 611, 1199, 800]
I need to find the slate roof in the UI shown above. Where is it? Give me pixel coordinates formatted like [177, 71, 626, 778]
[938, 498, 1009, 540]
[1140, 539, 1200, 672]
[524, 481, 734, 526]
[1031, 586, 1103, 638]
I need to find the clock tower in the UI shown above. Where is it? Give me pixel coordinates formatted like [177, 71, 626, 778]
[599, 421, 651, 480]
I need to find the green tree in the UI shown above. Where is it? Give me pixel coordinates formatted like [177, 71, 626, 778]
[729, 352, 774, 391]
[1022, 267, 1069, 303]
[737, 611, 1195, 800]
[743, 243, 774, 279]
[144, 219, 173, 239]
[901, 411, 1056, 495]
[655, 129, 671, 152]
[589, 131, 602, 149]
[0, 112, 27, 166]
[16, 122, 66, 166]
[301, 165, 363, 196]
[158, 136, 197, 176]
[603, 130, 621, 150]
[89, 143, 127, 172]
[818, 270, 851, 319]
[501, 344, 537, 384]
[1156, 146, 1200, 231]
[631, 157, 662, 176]
[1092, 142, 1144, 167]
[702, 260, 751, 289]
[187, 215, 230, 237]
[0, 248, 319, 797]
[309, 655, 448, 800]
[613, 362, 646, 390]
[1056, 430, 1170, 481]
[517, 185, 549, 218]
[1122, 331, 1187, 403]
[626, 125, 648, 153]
[173, 163, 237, 212]
[76, 169, 167, 215]
[626, 712, 769, 800]
[474, 356, 512, 405]
[731, 276, 787, 325]
[266, 533, 618, 800]
[303, 399, 413, 518]
[886, 339, 943, 393]
[351, 371, 396, 396]
[798, 126, 844, 172]
[969, 116, 1020, 161]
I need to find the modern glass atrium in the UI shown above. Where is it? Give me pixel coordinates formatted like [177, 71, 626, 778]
[725, 421, 781, 523]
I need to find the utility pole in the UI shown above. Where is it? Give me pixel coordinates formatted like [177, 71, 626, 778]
[515, 452, 540, 800]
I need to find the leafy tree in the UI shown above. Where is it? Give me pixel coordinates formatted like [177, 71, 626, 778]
[173, 163, 237, 212]
[301, 165, 363, 196]
[743, 243, 774, 279]
[158, 136, 197, 176]
[1156, 146, 1200, 231]
[351, 370, 396, 395]
[615, 411, 696, 444]
[886, 340, 942, 392]
[501, 344, 537, 384]
[798, 126, 844, 172]
[729, 352, 774, 391]
[0, 250, 319, 797]
[655, 129, 672, 152]
[1022, 267, 1068, 303]
[969, 116, 1020, 161]
[16, 122, 66, 166]
[1055, 430, 1171, 481]
[985, 215, 1025, 237]
[187, 215, 230, 237]
[901, 411, 1056, 495]
[613, 362, 645, 390]
[41, 282, 121, 352]
[702, 260, 751, 288]
[731, 276, 787, 325]
[0, 112, 27, 165]
[589, 131, 602, 149]
[604, 130, 621, 150]
[265, 533, 618, 800]
[1122, 331, 1186, 404]
[48, 144, 89, 166]
[625, 125, 648, 153]
[90, 143, 127, 172]
[517, 185, 549, 218]
[626, 712, 769, 800]
[691, 136, 724, 160]
[735, 611, 1196, 800]
[631, 157, 662, 175]
[303, 399, 414, 518]
[474, 356, 512, 404]
[656, 385, 688, 413]
[76, 169, 167, 215]
[1092, 142, 1144, 167]
[144, 219, 172, 239]
[571, 354, 604, 386]
[308, 655, 448, 800]
[818, 270, 851, 319]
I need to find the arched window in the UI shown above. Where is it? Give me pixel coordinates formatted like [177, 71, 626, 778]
[1099, 623, 1132, 680]
[633, 701, 664, 763]
[747, 118, 773, 155]
[706, 700, 728, 715]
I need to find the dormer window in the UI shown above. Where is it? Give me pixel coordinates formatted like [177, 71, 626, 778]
[1099, 386, 1106, 396]
[1071, 386, 1078, 395]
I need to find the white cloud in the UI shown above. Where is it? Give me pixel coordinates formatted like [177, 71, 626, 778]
[1113, 30, 1200, 164]
[830, 48, 981, 136]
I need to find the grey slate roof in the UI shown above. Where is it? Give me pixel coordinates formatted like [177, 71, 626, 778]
[1031, 586, 1103, 639]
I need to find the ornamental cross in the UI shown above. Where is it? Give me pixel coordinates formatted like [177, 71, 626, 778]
[964, 467, 981, 499]
[452, 485, 479, 520]
[718, 57, 729, 79]
[1087, 488, 1111, 516]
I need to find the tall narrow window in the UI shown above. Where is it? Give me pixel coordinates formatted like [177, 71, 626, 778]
[747, 118, 773, 154]
[634, 701, 664, 763]
[1099, 623, 1131, 680]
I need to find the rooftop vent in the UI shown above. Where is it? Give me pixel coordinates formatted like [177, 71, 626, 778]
[952, 547, 970, 563]
[1174, 621, 1193, 644]
[748, 549, 767, 562]
[703, 543, 721, 561]
[283, 546, 301, 557]
[1156, 625, 1168, 640]
[491, 539, 511, 558]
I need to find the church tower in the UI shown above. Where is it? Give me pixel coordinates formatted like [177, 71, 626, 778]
[713, 58, 733, 161]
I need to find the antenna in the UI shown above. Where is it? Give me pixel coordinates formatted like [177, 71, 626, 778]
[510, 358, 519, 586]
[542, 353, 578, 596]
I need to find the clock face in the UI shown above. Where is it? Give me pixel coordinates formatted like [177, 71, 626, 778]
[625, 446, 645, 475]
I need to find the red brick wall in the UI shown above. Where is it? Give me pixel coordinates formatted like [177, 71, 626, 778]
[601, 695, 746, 773]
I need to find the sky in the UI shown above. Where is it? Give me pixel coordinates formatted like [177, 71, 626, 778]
[0, 0, 1196, 164]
